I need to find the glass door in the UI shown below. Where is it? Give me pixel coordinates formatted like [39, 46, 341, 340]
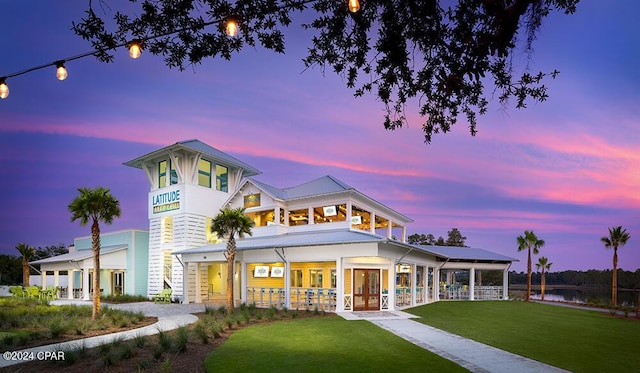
[353, 269, 380, 311]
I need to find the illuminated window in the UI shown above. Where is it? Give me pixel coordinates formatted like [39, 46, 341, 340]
[351, 205, 371, 231]
[313, 204, 347, 223]
[161, 216, 173, 243]
[216, 165, 228, 192]
[375, 215, 389, 236]
[159, 160, 167, 188]
[330, 269, 337, 288]
[310, 269, 323, 288]
[291, 269, 303, 287]
[246, 210, 275, 227]
[170, 161, 178, 185]
[198, 159, 212, 187]
[288, 208, 309, 226]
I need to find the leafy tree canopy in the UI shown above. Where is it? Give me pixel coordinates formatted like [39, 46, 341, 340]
[408, 228, 467, 246]
[73, 0, 579, 143]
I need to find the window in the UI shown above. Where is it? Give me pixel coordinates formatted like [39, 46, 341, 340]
[288, 208, 309, 226]
[351, 205, 371, 231]
[291, 269, 303, 288]
[313, 204, 347, 223]
[159, 160, 167, 188]
[330, 269, 337, 288]
[198, 159, 212, 187]
[310, 269, 323, 288]
[159, 160, 178, 187]
[246, 210, 275, 227]
[216, 165, 228, 192]
[206, 217, 219, 244]
[161, 216, 173, 243]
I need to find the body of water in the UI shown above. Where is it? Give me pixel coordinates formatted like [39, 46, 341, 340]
[528, 287, 637, 307]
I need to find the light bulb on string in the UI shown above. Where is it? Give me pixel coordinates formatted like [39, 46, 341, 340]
[129, 40, 142, 59]
[348, 0, 360, 13]
[0, 78, 8, 99]
[226, 19, 238, 37]
[55, 62, 68, 81]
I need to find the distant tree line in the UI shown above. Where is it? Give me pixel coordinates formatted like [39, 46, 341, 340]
[408, 228, 468, 247]
[509, 269, 640, 289]
[0, 244, 69, 285]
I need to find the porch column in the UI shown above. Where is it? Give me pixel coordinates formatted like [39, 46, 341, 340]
[68, 271, 75, 299]
[410, 264, 417, 306]
[41, 271, 47, 289]
[182, 262, 189, 304]
[469, 268, 475, 300]
[503, 268, 509, 300]
[370, 212, 376, 234]
[53, 270, 59, 289]
[388, 263, 396, 311]
[195, 263, 201, 303]
[335, 257, 343, 312]
[434, 269, 440, 301]
[82, 268, 90, 300]
[284, 260, 291, 309]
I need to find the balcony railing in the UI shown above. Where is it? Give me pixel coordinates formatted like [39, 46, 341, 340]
[247, 287, 337, 312]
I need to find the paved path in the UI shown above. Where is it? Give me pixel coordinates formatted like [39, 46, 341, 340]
[338, 311, 570, 373]
[0, 301, 205, 369]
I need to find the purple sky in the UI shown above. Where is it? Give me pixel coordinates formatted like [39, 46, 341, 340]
[1, 1, 639, 273]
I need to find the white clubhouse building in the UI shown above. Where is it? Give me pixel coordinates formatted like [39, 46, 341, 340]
[32, 140, 515, 311]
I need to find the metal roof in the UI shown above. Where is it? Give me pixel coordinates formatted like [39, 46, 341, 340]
[246, 175, 352, 201]
[174, 229, 385, 255]
[30, 245, 128, 265]
[123, 139, 261, 177]
[414, 245, 518, 262]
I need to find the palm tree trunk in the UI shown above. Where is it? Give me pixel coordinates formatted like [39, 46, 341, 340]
[92, 220, 101, 320]
[612, 248, 618, 307]
[22, 259, 29, 286]
[526, 248, 532, 302]
[541, 269, 546, 301]
[226, 237, 236, 312]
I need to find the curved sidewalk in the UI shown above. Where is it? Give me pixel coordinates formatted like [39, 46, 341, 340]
[340, 311, 569, 373]
[0, 301, 205, 369]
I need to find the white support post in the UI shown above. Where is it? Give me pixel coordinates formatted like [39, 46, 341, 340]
[434, 269, 440, 301]
[469, 268, 475, 300]
[195, 263, 201, 303]
[41, 271, 47, 289]
[284, 260, 291, 309]
[82, 268, 90, 300]
[411, 264, 417, 306]
[335, 257, 343, 312]
[182, 262, 189, 304]
[68, 271, 75, 300]
[503, 269, 509, 300]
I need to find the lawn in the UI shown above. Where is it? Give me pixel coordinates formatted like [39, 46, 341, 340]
[204, 316, 467, 372]
[407, 301, 640, 373]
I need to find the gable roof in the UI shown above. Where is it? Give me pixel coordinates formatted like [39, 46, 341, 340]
[30, 245, 128, 265]
[123, 139, 261, 177]
[415, 245, 517, 262]
[243, 175, 352, 201]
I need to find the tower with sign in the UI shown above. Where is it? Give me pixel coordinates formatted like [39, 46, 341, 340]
[125, 140, 261, 299]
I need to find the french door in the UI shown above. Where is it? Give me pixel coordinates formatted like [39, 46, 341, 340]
[353, 269, 380, 311]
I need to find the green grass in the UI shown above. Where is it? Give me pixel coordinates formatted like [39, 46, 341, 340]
[407, 301, 640, 372]
[204, 317, 467, 372]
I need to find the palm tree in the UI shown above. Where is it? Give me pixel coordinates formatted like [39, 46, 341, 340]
[517, 230, 545, 302]
[68, 187, 121, 319]
[15, 243, 35, 286]
[600, 226, 631, 307]
[535, 256, 553, 301]
[211, 207, 253, 312]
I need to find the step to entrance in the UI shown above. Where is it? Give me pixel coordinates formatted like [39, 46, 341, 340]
[337, 310, 418, 321]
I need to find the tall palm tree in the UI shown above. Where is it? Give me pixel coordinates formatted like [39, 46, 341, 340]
[211, 207, 253, 312]
[15, 243, 35, 286]
[600, 226, 630, 307]
[517, 230, 545, 302]
[535, 256, 553, 301]
[68, 187, 121, 319]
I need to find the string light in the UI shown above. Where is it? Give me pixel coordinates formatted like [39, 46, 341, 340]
[225, 19, 239, 37]
[129, 40, 142, 59]
[0, 0, 359, 100]
[55, 61, 68, 81]
[348, 0, 360, 13]
[0, 78, 8, 99]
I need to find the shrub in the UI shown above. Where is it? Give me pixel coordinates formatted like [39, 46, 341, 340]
[194, 324, 209, 344]
[174, 326, 190, 353]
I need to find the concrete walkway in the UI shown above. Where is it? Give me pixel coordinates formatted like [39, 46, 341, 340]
[338, 310, 570, 373]
[0, 301, 205, 369]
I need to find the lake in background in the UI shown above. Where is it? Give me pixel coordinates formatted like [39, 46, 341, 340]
[527, 287, 637, 307]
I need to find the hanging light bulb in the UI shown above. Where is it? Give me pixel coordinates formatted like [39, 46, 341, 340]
[55, 62, 68, 81]
[0, 78, 8, 99]
[129, 40, 142, 59]
[225, 19, 238, 37]
[348, 0, 360, 13]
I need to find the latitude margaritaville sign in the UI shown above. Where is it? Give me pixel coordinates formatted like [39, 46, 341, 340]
[152, 189, 181, 213]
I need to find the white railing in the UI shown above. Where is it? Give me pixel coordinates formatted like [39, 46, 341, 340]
[474, 286, 503, 300]
[246, 287, 337, 311]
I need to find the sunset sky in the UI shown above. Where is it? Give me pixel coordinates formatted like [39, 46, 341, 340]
[1, 1, 638, 273]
